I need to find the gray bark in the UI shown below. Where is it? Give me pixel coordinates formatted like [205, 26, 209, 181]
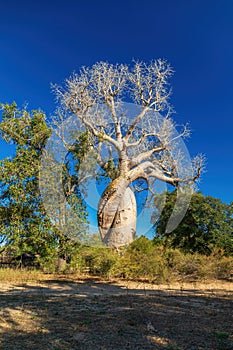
[97, 177, 136, 247]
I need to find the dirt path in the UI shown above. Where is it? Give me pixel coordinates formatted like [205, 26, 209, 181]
[0, 277, 232, 349]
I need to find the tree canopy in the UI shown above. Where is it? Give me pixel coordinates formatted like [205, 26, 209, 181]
[152, 191, 233, 255]
[0, 103, 88, 260]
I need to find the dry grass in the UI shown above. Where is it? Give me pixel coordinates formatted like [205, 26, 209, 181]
[1, 268, 233, 293]
[0, 268, 51, 283]
[0, 269, 233, 349]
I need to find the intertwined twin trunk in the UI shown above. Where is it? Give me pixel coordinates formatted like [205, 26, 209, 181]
[97, 176, 137, 247]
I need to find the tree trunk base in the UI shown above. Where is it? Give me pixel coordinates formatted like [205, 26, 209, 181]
[98, 187, 136, 248]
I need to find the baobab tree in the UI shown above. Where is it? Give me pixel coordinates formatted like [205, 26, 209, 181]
[53, 60, 204, 247]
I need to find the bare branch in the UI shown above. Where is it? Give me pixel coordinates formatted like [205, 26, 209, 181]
[129, 59, 173, 110]
[129, 145, 166, 167]
[54, 59, 203, 190]
[123, 106, 149, 143]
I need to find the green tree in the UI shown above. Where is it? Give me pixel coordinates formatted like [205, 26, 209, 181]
[0, 103, 88, 261]
[152, 191, 233, 255]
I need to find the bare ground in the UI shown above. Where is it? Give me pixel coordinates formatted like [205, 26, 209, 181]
[0, 276, 232, 350]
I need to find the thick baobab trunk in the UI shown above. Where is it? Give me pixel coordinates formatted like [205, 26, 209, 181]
[97, 177, 137, 247]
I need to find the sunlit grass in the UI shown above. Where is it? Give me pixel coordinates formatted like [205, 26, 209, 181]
[0, 268, 50, 283]
[0, 267, 85, 284]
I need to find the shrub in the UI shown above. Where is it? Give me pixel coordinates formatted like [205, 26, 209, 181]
[212, 256, 233, 279]
[78, 246, 118, 276]
[110, 239, 170, 283]
[37, 238, 233, 282]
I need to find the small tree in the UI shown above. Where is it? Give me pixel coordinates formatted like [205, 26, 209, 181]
[54, 60, 204, 247]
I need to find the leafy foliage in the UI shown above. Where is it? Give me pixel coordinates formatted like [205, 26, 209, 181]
[0, 103, 89, 260]
[152, 191, 233, 255]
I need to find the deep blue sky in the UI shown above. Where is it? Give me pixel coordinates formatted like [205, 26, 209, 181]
[0, 0, 233, 205]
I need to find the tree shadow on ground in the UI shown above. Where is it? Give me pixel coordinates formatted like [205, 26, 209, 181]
[0, 278, 232, 350]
